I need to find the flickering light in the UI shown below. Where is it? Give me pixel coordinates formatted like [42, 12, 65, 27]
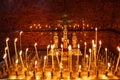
[61, 44, 63, 48]
[3, 53, 7, 59]
[95, 27, 97, 31]
[26, 48, 29, 52]
[51, 44, 54, 49]
[34, 43, 37, 47]
[99, 40, 102, 45]
[78, 44, 80, 49]
[56, 52, 59, 55]
[117, 46, 120, 52]
[47, 45, 50, 49]
[19, 50, 22, 56]
[6, 37, 9, 42]
[89, 48, 92, 53]
[86, 54, 88, 58]
[44, 56, 46, 60]
[105, 48, 107, 51]
[20, 31, 23, 35]
[84, 42, 87, 46]
[35, 60, 37, 66]
[68, 45, 72, 51]
[16, 59, 18, 64]
[14, 38, 18, 42]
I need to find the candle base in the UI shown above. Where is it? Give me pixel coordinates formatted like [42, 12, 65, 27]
[60, 71, 62, 78]
[78, 71, 81, 78]
[88, 71, 90, 77]
[70, 72, 72, 78]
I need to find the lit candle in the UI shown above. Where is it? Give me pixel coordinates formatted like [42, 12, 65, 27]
[15, 59, 18, 68]
[86, 54, 88, 68]
[25, 48, 29, 68]
[60, 62, 63, 72]
[84, 42, 87, 61]
[93, 44, 96, 67]
[115, 46, 120, 73]
[88, 49, 92, 71]
[43, 56, 46, 72]
[108, 62, 110, 70]
[34, 43, 39, 60]
[61, 44, 63, 62]
[46, 45, 50, 64]
[51, 44, 55, 69]
[79, 65, 81, 72]
[19, 31, 23, 50]
[14, 38, 18, 60]
[95, 28, 97, 50]
[77, 44, 80, 70]
[68, 45, 72, 72]
[19, 50, 24, 68]
[97, 40, 101, 60]
[92, 40, 94, 61]
[56, 52, 60, 67]
[105, 48, 107, 65]
[3, 47, 9, 71]
[6, 37, 11, 66]
[35, 60, 37, 69]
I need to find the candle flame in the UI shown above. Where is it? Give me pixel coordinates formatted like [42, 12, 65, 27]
[79, 65, 81, 69]
[89, 48, 92, 53]
[5, 47, 8, 51]
[60, 62, 63, 69]
[34, 43, 37, 47]
[99, 40, 102, 45]
[108, 63, 110, 67]
[6, 37, 9, 42]
[20, 31, 23, 35]
[14, 38, 18, 42]
[93, 44, 96, 48]
[84, 42, 87, 46]
[35, 60, 37, 65]
[26, 48, 29, 52]
[78, 44, 80, 49]
[44, 56, 46, 60]
[105, 48, 107, 51]
[56, 52, 59, 55]
[86, 55, 88, 58]
[3, 53, 7, 59]
[16, 59, 18, 64]
[51, 44, 54, 49]
[117, 46, 120, 52]
[19, 50, 22, 56]
[47, 45, 50, 48]
[68, 45, 72, 51]
[61, 44, 63, 48]
[95, 27, 97, 31]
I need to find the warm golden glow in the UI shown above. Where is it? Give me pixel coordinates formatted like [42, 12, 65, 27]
[93, 44, 96, 48]
[108, 62, 110, 67]
[51, 44, 54, 49]
[47, 45, 50, 49]
[89, 48, 92, 53]
[14, 38, 18, 42]
[56, 52, 59, 55]
[84, 42, 87, 46]
[78, 44, 80, 49]
[6, 37, 9, 42]
[26, 48, 29, 52]
[19, 50, 22, 56]
[95, 27, 97, 31]
[79, 65, 81, 70]
[99, 40, 101, 45]
[86, 54, 88, 58]
[61, 44, 63, 48]
[16, 59, 18, 64]
[68, 45, 72, 51]
[105, 48, 107, 51]
[3, 53, 7, 59]
[117, 46, 120, 52]
[35, 60, 37, 66]
[34, 42, 37, 47]
[44, 56, 46, 60]
[20, 31, 23, 35]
